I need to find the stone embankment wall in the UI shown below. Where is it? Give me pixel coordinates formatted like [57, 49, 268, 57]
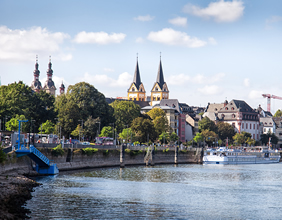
[0, 146, 203, 174]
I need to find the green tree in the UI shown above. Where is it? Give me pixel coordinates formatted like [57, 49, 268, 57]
[201, 129, 218, 146]
[147, 108, 166, 119]
[193, 133, 204, 146]
[100, 126, 113, 137]
[241, 131, 252, 139]
[119, 128, 134, 143]
[71, 124, 83, 138]
[170, 132, 179, 144]
[147, 108, 169, 136]
[0, 81, 55, 131]
[84, 116, 100, 139]
[274, 109, 282, 117]
[216, 122, 236, 142]
[260, 132, 278, 146]
[41, 120, 55, 134]
[55, 82, 114, 137]
[198, 117, 217, 133]
[110, 100, 140, 133]
[233, 133, 246, 146]
[159, 132, 170, 144]
[6, 115, 28, 132]
[246, 137, 256, 146]
[131, 117, 156, 143]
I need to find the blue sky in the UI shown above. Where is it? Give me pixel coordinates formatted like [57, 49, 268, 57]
[1, 0, 282, 113]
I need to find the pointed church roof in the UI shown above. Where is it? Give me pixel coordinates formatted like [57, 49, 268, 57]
[133, 59, 141, 89]
[156, 60, 165, 88]
[47, 56, 53, 75]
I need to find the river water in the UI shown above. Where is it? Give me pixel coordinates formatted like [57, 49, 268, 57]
[25, 164, 282, 219]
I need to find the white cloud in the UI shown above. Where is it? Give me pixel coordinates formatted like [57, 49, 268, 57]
[249, 90, 263, 99]
[168, 17, 187, 27]
[79, 72, 132, 88]
[198, 85, 222, 95]
[134, 15, 154, 21]
[0, 26, 71, 62]
[136, 37, 144, 43]
[73, 31, 126, 44]
[183, 0, 244, 23]
[208, 37, 217, 45]
[244, 78, 250, 87]
[167, 72, 225, 85]
[147, 28, 207, 48]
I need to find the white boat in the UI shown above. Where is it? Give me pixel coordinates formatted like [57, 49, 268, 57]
[203, 147, 281, 165]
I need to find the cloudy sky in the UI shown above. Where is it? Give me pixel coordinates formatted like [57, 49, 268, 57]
[1, 0, 282, 113]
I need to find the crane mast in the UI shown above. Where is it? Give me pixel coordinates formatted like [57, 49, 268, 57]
[262, 94, 282, 112]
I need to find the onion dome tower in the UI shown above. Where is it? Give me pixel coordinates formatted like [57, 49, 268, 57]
[59, 81, 65, 94]
[127, 55, 146, 101]
[150, 54, 169, 105]
[31, 55, 42, 93]
[43, 56, 56, 96]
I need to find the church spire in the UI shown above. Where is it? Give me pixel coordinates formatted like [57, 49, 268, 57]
[47, 55, 53, 76]
[31, 55, 42, 93]
[33, 55, 40, 76]
[133, 55, 141, 89]
[127, 54, 146, 101]
[156, 58, 164, 88]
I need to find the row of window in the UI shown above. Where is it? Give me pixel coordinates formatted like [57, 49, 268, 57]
[221, 113, 258, 120]
[241, 123, 259, 130]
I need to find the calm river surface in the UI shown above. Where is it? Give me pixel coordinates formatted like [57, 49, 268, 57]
[26, 164, 282, 219]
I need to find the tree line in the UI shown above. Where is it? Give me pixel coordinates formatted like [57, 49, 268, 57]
[1, 81, 279, 146]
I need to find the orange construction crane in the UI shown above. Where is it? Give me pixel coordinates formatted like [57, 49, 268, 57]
[262, 94, 282, 112]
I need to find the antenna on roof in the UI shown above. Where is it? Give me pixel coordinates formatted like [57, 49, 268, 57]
[160, 52, 161, 60]
[137, 53, 138, 61]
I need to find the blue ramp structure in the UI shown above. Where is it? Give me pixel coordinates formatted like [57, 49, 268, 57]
[15, 120, 59, 175]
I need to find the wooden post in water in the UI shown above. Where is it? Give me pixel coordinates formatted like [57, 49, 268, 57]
[120, 144, 126, 168]
[175, 145, 178, 164]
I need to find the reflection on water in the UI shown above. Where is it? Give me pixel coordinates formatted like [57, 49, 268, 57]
[26, 164, 282, 219]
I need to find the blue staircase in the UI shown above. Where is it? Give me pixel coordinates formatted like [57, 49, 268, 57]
[15, 120, 59, 175]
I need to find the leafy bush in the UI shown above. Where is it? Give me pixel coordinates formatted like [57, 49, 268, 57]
[0, 148, 7, 163]
[82, 148, 98, 156]
[162, 148, 169, 153]
[51, 144, 65, 157]
[103, 150, 109, 156]
[125, 149, 143, 156]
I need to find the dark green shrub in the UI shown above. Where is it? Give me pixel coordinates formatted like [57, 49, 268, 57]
[125, 149, 143, 156]
[103, 150, 109, 156]
[51, 144, 65, 157]
[163, 148, 169, 153]
[0, 148, 7, 163]
[82, 148, 98, 156]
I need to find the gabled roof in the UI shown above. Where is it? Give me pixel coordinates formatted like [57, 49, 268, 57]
[206, 103, 225, 112]
[159, 99, 180, 113]
[218, 99, 255, 113]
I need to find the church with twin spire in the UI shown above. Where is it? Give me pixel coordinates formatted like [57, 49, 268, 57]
[127, 56, 169, 106]
[31, 56, 65, 96]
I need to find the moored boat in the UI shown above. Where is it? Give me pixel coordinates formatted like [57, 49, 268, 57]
[203, 146, 281, 165]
